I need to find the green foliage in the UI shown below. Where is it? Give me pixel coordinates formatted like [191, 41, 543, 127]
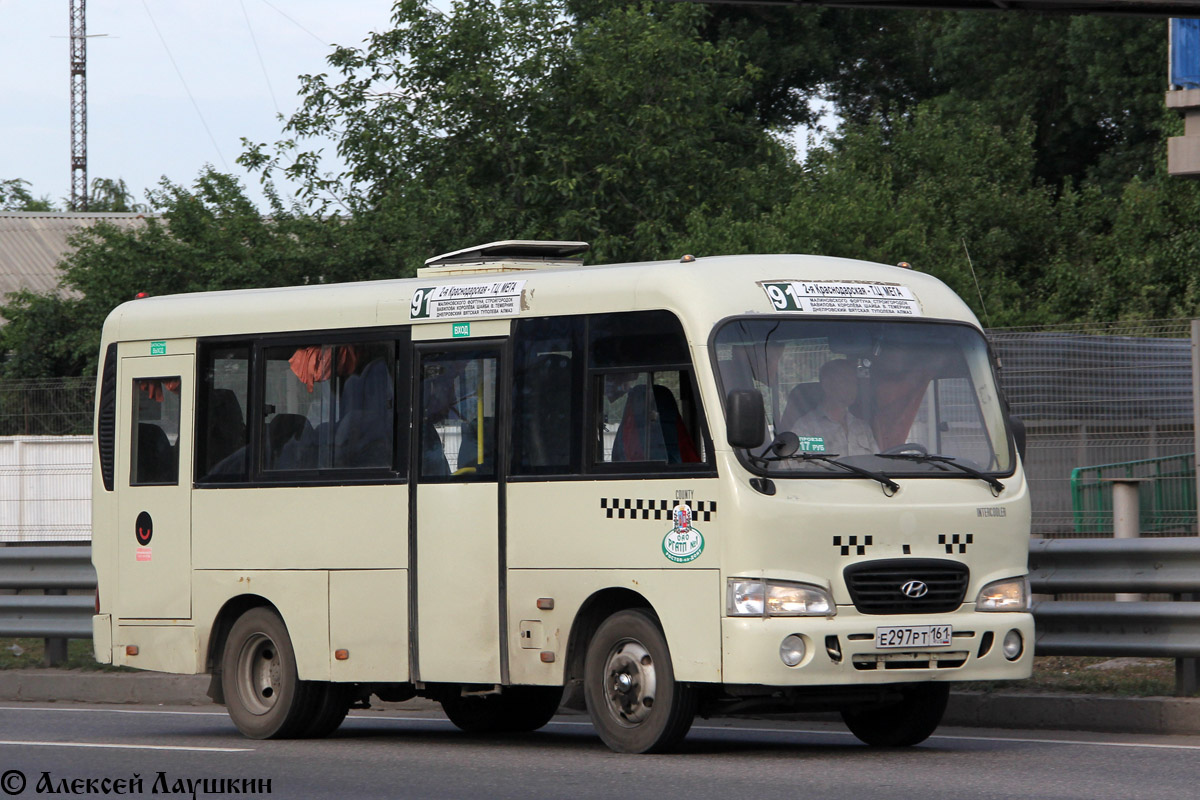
[2, 1, 1196, 380]
[1, 178, 57, 211]
[0, 170, 356, 379]
[242, 0, 792, 265]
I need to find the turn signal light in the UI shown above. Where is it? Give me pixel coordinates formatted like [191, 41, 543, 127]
[335, 649, 350, 661]
[125, 645, 139, 656]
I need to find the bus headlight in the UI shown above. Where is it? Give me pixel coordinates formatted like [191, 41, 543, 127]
[727, 579, 835, 617]
[976, 577, 1030, 612]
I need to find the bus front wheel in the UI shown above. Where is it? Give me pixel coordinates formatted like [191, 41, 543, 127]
[221, 607, 317, 739]
[583, 609, 696, 753]
[840, 682, 949, 747]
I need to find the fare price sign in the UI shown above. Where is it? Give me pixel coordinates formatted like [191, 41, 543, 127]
[762, 281, 921, 316]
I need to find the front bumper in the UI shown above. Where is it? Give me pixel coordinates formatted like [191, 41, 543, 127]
[722, 606, 1034, 686]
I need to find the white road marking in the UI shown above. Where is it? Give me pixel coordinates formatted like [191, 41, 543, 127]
[0, 740, 251, 753]
[3, 705, 1199, 752]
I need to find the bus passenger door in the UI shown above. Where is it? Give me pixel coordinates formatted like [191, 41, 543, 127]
[412, 345, 505, 684]
[116, 352, 194, 620]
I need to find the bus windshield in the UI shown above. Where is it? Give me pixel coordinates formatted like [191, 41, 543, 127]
[714, 318, 1013, 477]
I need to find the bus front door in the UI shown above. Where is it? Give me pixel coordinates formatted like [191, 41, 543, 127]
[116, 352, 194, 620]
[412, 345, 505, 684]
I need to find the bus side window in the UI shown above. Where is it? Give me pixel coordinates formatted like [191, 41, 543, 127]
[196, 344, 250, 483]
[511, 316, 583, 476]
[131, 377, 181, 485]
[262, 341, 395, 473]
[588, 310, 706, 468]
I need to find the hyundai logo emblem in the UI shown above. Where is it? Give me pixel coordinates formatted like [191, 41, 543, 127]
[900, 580, 929, 598]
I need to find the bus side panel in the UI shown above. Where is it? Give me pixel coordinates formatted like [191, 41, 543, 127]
[506, 568, 722, 685]
[192, 486, 407, 570]
[507, 480, 722, 570]
[193, 570, 331, 682]
[111, 623, 200, 673]
[329, 569, 408, 682]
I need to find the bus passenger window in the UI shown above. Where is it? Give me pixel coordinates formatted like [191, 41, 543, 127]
[420, 354, 497, 480]
[511, 316, 583, 475]
[197, 345, 249, 483]
[598, 370, 702, 465]
[131, 377, 181, 485]
[263, 341, 395, 473]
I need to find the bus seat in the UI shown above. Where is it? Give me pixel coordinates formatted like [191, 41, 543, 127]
[205, 388, 246, 469]
[269, 413, 313, 469]
[613, 384, 667, 462]
[136, 423, 176, 484]
[522, 353, 572, 468]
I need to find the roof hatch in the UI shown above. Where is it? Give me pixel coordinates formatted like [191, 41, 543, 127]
[418, 240, 589, 277]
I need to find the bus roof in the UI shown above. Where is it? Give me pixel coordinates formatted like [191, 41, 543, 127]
[100, 253, 980, 345]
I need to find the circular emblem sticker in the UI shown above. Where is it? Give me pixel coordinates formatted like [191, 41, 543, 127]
[135, 511, 153, 546]
[662, 502, 704, 564]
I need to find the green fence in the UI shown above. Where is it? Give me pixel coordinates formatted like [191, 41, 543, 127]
[1071, 454, 1197, 535]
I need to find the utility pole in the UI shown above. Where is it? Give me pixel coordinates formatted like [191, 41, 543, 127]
[69, 0, 87, 211]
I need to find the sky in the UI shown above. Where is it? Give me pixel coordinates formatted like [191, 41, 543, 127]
[1, 0, 399, 211]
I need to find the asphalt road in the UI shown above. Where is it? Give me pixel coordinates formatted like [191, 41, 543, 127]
[1, 703, 1199, 800]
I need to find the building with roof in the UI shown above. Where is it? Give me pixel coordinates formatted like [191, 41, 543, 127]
[0, 212, 148, 320]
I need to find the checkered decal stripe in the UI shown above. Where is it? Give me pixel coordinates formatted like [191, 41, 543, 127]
[939, 533, 973, 554]
[833, 535, 873, 556]
[600, 498, 717, 521]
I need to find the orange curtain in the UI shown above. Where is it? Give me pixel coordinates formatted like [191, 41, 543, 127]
[288, 346, 359, 392]
[870, 354, 948, 450]
[139, 379, 181, 403]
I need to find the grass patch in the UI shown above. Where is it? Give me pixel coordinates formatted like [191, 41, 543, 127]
[976, 656, 1184, 697]
[0, 638, 134, 672]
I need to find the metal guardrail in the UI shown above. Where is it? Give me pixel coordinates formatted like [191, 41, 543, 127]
[0, 546, 95, 648]
[1029, 537, 1200, 694]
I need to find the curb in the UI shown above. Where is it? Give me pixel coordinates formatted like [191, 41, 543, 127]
[1, 670, 1197, 736]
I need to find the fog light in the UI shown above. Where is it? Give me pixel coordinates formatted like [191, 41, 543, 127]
[780, 634, 806, 667]
[1003, 629, 1023, 660]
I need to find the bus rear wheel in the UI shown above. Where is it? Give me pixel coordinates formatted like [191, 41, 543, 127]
[840, 682, 949, 747]
[221, 607, 316, 739]
[441, 686, 563, 733]
[583, 609, 696, 754]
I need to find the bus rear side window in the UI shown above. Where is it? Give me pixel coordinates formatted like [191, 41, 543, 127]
[197, 345, 250, 483]
[131, 377, 181, 485]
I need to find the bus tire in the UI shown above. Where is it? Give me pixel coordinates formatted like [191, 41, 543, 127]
[840, 682, 949, 747]
[441, 686, 562, 734]
[221, 608, 316, 739]
[583, 609, 695, 754]
[300, 683, 352, 738]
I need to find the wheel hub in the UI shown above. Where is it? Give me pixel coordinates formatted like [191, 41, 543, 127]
[237, 632, 281, 716]
[603, 640, 656, 726]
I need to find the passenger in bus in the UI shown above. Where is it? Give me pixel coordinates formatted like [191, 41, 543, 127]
[790, 358, 878, 457]
[420, 366, 456, 476]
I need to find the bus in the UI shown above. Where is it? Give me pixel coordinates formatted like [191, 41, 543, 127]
[91, 241, 1032, 753]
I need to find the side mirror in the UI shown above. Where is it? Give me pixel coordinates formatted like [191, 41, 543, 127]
[726, 390, 766, 449]
[1009, 414, 1027, 462]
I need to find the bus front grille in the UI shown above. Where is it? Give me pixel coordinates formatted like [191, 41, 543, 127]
[843, 558, 969, 615]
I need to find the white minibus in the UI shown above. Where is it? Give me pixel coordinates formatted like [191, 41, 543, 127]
[92, 241, 1032, 753]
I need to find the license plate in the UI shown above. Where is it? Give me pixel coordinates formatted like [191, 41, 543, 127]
[875, 624, 953, 649]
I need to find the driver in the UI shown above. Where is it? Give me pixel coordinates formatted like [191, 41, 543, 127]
[791, 358, 878, 457]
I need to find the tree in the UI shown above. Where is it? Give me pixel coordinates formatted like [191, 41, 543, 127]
[88, 178, 148, 212]
[0, 170, 349, 380]
[1, 178, 57, 211]
[242, 0, 794, 265]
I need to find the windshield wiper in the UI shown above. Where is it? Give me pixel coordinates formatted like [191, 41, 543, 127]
[876, 452, 1005, 495]
[749, 432, 900, 495]
[789, 451, 901, 496]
